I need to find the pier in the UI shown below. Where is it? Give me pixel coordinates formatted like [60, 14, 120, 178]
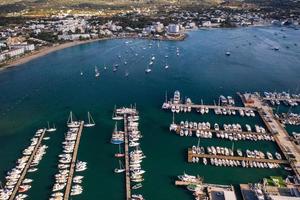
[187, 149, 288, 164]
[164, 102, 256, 111]
[8, 129, 46, 200]
[173, 126, 271, 136]
[123, 114, 132, 200]
[250, 96, 300, 179]
[63, 121, 84, 200]
[263, 97, 300, 103]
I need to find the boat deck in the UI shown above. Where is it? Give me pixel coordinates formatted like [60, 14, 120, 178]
[8, 129, 46, 200]
[63, 121, 84, 200]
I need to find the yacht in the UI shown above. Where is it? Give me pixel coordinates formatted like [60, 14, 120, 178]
[84, 112, 95, 127]
[47, 122, 57, 132]
[114, 160, 125, 173]
[67, 111, 80, 128]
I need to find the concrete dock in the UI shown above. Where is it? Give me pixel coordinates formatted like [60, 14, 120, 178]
[8, 129, 46, 200]
[63, 121, 84, 200]
[123, 114, 132, 200]
[187, 149, 288, 164]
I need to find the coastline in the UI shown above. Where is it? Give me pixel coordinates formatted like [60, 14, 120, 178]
[0, 34, 186, 71]
[0, 37, 110, 71]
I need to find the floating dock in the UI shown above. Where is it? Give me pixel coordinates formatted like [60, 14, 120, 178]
[8, 129, 46, 200]
[187, 149, 288, 164]
[63, 121, 84, 200]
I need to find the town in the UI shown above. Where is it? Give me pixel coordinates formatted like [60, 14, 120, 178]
[0, 2, 299, 67]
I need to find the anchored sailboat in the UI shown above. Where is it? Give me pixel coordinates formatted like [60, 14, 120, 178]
[95, 66, 100, 78]
[67, 111, 80, 128]
[46, 121, 56, 132]
[114, 160, 125, 173]
[84, 112, 95, 127]
[115, 144, 125, 158]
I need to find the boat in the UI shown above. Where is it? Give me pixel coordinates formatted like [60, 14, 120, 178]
[132, 183, 143, 190]
[112, 106, 123, 120]
[114, 160, 125, 173]
[115, 144, 125, 158]
[47, 122, 56, 132]
[67, 111, 80, 128]
[111, 122, 124, 145]
[145, 66, 152, 73]
[95, 66, 100, 77]
[80, 71, 83, 76]
[226, 51, 231, 56]
[165, 64, 169, 69]
[84, 112, 95, 127]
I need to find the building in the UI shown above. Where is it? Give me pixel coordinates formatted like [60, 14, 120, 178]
[0, 48, 25, 62]
[10, 44, 35, 52]
[167, 24, 180, 34]
[58, 34, 90, 41]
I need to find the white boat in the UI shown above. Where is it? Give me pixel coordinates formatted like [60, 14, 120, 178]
[84, 112, 95, 127]
[47, 122, 57, 132]
[95, 66, 100, 77]
[114, 160, 125, 173]
[145, 66, 152, 73]
[67, 111, 80, 128]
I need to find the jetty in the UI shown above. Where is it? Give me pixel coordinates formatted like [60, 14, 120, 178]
[164, 102, 256, 112]
[63, 121, 84, 200]
[187, 149, 288, 164]
[123, 114, 132, 200]
[172, 126, 270, 136]
[8, 129, 46, 200]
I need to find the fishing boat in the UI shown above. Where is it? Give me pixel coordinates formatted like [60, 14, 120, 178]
[47, 122, 57, 132]
[67, 111, 80, 128]
[114, 160, 125, 173]
[115, 144, 125, 158]
[95, 66, 100, 77]
[84, 112, 95, 127]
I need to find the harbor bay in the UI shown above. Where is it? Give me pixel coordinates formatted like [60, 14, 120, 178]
[0, 26, 300, 200]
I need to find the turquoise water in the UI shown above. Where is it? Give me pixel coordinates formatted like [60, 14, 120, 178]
[0, 26, 300, 200]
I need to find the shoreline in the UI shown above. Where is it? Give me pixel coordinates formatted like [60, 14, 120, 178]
[0, 34, 186, 71]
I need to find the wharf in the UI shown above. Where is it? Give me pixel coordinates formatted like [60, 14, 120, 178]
[164, 102, 256, 111]
[173, 126, 270, 136]
[63, 121, 84, 200]
[187, 149, 288, 164]
[243, 95, 300, 179]
[123, 114, 131, 200]
[263, 97, 300, 103]
[8, 129, 46, 200]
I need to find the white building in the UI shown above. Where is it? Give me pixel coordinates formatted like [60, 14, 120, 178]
[167, 24, 180, 34]
[10, 44, 35, 52]
[0, 48, 25, 62]
[58, 34, 90, 41]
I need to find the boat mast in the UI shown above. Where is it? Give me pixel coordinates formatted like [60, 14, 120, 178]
[197, 138, 200, 148]
[165, 91, 168, 103]
[172, 112, 175, 124]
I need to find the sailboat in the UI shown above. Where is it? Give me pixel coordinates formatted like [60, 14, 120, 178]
[125, 71, 129, 77]
[165, 63, 169, 69]
[46, 122, 56, 132]
[95, 66, 100, 77]
[112, 106, 123, 120]
[67, 111, 80, 128]
[80, 71, 83, 76]
[84, 112, 95, 127]
[115, 144, 125, 158]
[114, 160, 125, 173]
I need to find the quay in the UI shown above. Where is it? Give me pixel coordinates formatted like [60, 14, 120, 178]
[263, 97, 300, 103]
[123, 114, 131, 200]
[248, 96, 300, 179]
[8, 129, 46, 200]
[164, 102, 256, 111]
[173, 126, 270, 136]
[187, 149, 288, 164]
[63, 121, 84, 200]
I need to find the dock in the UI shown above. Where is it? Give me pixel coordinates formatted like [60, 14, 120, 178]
[172, 126, 270, 136]
[164, 102, 256, 111]
[8, 129, 46, 200]
[123, 114, 131, 200]
[187, 149, 288, 164]
[63, 121, 84, 200]
[263, 97, 300, 103]
[243, 95, 300, 178]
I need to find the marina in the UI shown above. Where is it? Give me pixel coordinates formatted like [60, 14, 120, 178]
[2, 128, 47, 200]
[0, 27, 300, 200]
[112, 107, 145, 200]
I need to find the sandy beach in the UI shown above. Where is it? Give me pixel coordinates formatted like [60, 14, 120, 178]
[0, 38, 109, 71]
